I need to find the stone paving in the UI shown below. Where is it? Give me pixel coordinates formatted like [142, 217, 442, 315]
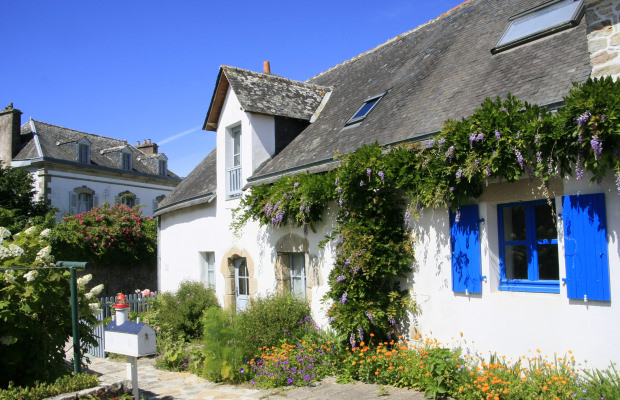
[69, 355, 430, 400]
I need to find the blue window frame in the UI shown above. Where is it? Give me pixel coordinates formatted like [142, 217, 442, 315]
[498, 199, 559, 293]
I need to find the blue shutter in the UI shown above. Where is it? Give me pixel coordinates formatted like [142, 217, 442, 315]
[562, 193, 610, 301]
[450, 204, 482, 293]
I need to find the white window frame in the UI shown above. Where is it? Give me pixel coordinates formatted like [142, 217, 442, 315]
[200, 252, 216, 289]
[289, 253, 306, 298]
[227, 125, 242, 198]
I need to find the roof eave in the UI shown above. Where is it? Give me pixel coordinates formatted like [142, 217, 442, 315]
[203, 67, 231, 132]
[153, 192, 216, 217]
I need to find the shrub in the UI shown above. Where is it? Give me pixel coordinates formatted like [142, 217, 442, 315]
[236, 292, 313, 359]
[0, 373, 99, 400]
[201, 307, 245, 383]
[51, 202, 157, 266]
[582, 363, 620, 399]
[155, 281, 219, 342]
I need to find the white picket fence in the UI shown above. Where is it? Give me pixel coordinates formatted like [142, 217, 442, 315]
[85, 292, 158, 358]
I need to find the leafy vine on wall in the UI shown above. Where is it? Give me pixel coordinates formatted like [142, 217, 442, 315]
[233, 77, 620, 341]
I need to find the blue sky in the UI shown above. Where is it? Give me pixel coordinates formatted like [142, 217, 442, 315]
[1, 1, 464, 177]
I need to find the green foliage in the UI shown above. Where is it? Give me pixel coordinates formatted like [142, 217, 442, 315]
[232, 77, 620, 342]
[201, 307, 245, 383]
[0, 223, 100, 388]
[0, 165, 54, 232]
[582, 363, 620, 399]
[51, 202, 157, 266]
[0, 373, 99, 400]
[236, 293, 314, 359]
[155, 280, 219, 342]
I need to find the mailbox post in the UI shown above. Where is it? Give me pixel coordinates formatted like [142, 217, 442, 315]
[104, 293, 156, 399]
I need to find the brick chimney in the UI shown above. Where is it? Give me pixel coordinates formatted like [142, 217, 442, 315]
[136, 139, 159, 155]
[0, 103, 22, 165]
[263, 61, 271, 74]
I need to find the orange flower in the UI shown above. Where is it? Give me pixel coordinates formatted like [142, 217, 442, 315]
[375, 370, 379, 375]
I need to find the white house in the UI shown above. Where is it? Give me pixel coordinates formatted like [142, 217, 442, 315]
[156, 0, 620, 369]
[0, 107, 181, 218]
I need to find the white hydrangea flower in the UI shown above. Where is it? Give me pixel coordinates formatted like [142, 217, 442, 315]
[35, 246, 52, 261]
[23, 226, 37, 235]
[8, 244, 24, 258]
[0, 245, 10, 260]
[84, 292, 94, 300]
[0, 227, 11, 243]
[24, 270, 38, 282]
[88, 303, 101, 313]
[39, 228, 51, 238]
[77, 274, 93, 287]
[89, 283, 104, 296]
[3, 271, 16, 283]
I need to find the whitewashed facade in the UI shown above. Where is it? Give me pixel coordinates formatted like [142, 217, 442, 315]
[157, 0, 620, 370]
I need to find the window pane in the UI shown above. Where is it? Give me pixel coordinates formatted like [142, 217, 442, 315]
[503, 206, 526, 241]
[538, 244, 559, 280]
[290, 254, 304, 277]
[535, 202, 557, 240]
[208, 270, 215, 287]
[505, 245, 528, 279]
[352, 99, 378, 120]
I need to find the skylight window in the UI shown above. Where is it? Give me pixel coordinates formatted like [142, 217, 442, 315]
[492, 0, 584, 54]
[346, 92, 386, 125]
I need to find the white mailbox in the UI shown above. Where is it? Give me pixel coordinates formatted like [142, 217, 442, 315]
[104, 320, 156, 357]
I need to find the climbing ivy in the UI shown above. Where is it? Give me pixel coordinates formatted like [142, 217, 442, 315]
[234, 77, 620, 341]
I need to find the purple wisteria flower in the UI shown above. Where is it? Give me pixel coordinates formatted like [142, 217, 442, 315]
[404, 208, 412, 227]
[576, 154, 584, 180]
[514, 148, 524, 167]
[500, 107, 508, 113]
[350, 333, 356, 349]
[536, 151, 543, 164]
[516, 131, 521, 139]
[340, 291, 348, 304]
[437, 138, 446, 149]
[334, 178, 339, 186]
[360, 180, 364, 187]
[367, 168, 372, 177]
[474, 159, 480, 168]
[495, 130, 501, 140]
[339, 198, 343, 207]
[336, 275, 346, 283]
[337, 187, 342, 194]
[265, 203, 273, 216]
[344, 259, 351, 268]
[455, 209, 461, 223]
[469, 132, 484, 145]
[388, 317, 396, 327]
[456, 169, 463, 179]
[576, 111, 591, 126]
[305, 206, 310, 214]
[601, 115, 606, 122]
[272, 212, 284, 226]
[445, 145, 455, 160]
[293, 182, 299, 190]
[358, 326, 364, 342]
[450, 186, 455, 192]
[378, 171, 385, 181]
[365, 311, 374, 323]
[591, 135, 603, 161]
[485, 166, 492, 178]
[534, 133, 540, 143]
[328, 316, 336, 323]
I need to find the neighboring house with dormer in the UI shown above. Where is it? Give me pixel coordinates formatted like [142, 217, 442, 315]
[156, 0, 620, 369]
[0, 106, 181, 218]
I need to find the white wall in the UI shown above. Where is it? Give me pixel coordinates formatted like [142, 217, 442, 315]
[411, 175, 620, 370]
[31, 168, 174, 218]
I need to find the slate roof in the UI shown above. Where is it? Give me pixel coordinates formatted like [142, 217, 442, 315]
[250, 0, 592, 181]
[153, 148, 216, 216]
[16, 120, 181, 181]
[204, 66, 331, 130]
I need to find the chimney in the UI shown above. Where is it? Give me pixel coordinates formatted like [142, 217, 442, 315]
[0, 103, 22, 165]
[137, 138, 159, 155]
[263, 61, 271, 74]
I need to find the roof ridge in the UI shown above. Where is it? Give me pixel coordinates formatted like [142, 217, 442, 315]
[221, 65, 332, 91]
[307, 0, 474, 82]
[29, 119, 128, 144]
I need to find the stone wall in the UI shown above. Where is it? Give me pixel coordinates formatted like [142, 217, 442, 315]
[586, 0, 620, 79]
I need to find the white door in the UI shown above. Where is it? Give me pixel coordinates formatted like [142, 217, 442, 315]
[234, 258, 249, 312]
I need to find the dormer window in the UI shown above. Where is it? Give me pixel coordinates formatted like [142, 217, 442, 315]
[158, 160, 167, 176]
[492, 0, 584, 54]
[122, 152, 132, 171]
[346, 92, 386, 126]
[78, 143, 90, 163]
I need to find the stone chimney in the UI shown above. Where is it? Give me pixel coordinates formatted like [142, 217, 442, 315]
[136, 139, 159, 155]
[0, 103, 22, 165]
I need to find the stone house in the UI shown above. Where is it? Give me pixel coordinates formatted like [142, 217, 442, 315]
[0, 106, 181, 218]
[156, 0, 620, 369]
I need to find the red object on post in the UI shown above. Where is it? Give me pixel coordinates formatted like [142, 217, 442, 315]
[115, 293, 129, 309]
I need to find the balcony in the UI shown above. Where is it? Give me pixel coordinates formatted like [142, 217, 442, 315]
[227, 166, 242, 197]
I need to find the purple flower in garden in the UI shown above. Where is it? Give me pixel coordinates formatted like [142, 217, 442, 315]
[404, 208, 412, 227]
[367, 168, 372, 177]
[265, 203, 273, 216]
[469, 132, 477, 145]
[336, 275, 346, 283]
[514, 148, 524, 167]
[516, 131, 521, 139]
[339, 198, 343, 207]
[340, 291, 348, 304]
[240, 368, 245, 374]
[328, 316, 336, 323]
[335, 178, 339, 186]
[576, 111, 591, 126]
[474, 159, 480, 168]
[500, 107, 508, 113]
[450, 186, 455, 192]
[365, 311, 374, 323]
[293, 182, 299, 190]
[378, 171, 385, 181]
[576, 154, 584, 180]
[445, 145, 455, 160]
[305, 206, 310, 214]
[437, 138, 446, 149]
[358, 326, 364, 342]
[389, 317, 396, 327]
[360, 180, 364, 187]
[601, 115, 606, 122]
[456, 169, 463, 179]
[344, 259, 351, 268]
[495, 130, 501, 140]
[337, 187, 342, 194]
[534, 133, 540, 143]
[350, 333, 356, 349]
[455, 209, 461, 223]
[591, 135, 603, 161]
[536, 151, 543, 164]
